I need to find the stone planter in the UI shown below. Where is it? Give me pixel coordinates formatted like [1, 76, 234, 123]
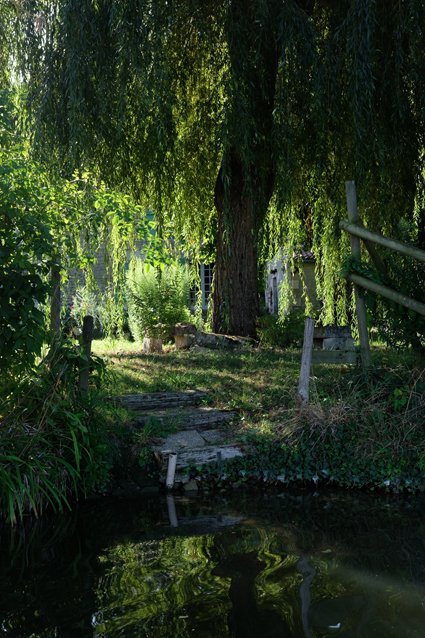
[175, 333, 196, 350]
[143, 336, 163, 353]
[174, 322, 197, 350]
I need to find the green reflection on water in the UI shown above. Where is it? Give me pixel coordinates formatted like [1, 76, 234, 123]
[2, 493, 425, 637]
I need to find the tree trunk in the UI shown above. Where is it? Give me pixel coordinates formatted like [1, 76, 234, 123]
[211, 0, 279, 337]
[212, 155, 263, 337]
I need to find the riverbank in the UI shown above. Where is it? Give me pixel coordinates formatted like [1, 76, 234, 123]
[96, 341, 425, 495]
[1, 341, 424, 523]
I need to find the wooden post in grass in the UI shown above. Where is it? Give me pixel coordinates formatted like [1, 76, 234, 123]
[50, 264, 61, 342]
[298, 317, 314, 404]
[79, 315, 94, 394]
[166, 452, 178, 489]
[345, 181, 371, 372]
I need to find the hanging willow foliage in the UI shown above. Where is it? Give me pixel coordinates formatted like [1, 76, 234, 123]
[9, 0, 425, 331]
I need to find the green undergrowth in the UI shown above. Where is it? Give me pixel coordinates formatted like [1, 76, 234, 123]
[196, 366, 425, 492]
[0, 340, 124, 524]
[94, 340, 425, 493]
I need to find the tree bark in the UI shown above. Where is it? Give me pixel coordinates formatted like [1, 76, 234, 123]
[213, 154, 264, 337]
[211, 0, 278, 337]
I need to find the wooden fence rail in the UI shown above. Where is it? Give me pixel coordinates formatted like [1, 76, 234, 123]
[297, 181, 423, 403]
[341, 180, 424, 371]
[340, 221, 425, 263]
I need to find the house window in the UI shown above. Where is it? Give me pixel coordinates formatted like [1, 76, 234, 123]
[200, 263, 214, 310]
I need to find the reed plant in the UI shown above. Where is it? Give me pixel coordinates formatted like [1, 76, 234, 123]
[0, 338, 113, 524]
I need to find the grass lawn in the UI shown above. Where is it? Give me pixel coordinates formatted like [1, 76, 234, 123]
[92, 339, 366, 424]
[92, 340, 425, 492]
[94, 341, 302, 412]
[93, 338, 418, 415]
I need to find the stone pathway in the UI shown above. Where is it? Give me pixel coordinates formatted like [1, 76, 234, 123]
[114, 391, 244, 486]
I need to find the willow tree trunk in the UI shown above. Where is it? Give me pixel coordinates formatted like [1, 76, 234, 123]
[211, 0, 279, 337]
[213, 158, 262, 337]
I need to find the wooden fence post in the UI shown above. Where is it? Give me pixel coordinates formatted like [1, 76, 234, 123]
[50, 265, 61, 342]
[79, 315, 94, 394]
[298, 317, 314, 405]
[345, 181, 371, 372]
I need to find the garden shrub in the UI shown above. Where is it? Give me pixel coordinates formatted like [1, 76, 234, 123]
[126, 260, 191, 341]
[70, 284, 103, 336]
[70, 284, 128, 340]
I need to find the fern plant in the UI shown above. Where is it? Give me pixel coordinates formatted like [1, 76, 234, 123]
[126, 260, 191, 342]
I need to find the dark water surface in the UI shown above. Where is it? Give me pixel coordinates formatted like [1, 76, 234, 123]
[1, 491, 425, 637]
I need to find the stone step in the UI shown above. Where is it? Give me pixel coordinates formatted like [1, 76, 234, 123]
[113, 390, 209, 411]
[132, 407, 238, 430]
[152, 427, 230, 454]
[155, 444, 244, 484]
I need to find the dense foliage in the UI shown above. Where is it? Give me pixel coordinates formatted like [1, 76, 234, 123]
[0, 339, 114, 524]
[9, 0, 425, 336]
[0, 91, 153, 522]
[126, 260, 192, 341]
[0, 151, 52, 374]
[0, 88, 158, 376]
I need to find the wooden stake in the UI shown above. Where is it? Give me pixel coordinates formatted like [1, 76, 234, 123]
[166, 452, 178, 489]
[50, 265, 61, 342]
[345, 181, 371, 372]
[79, 315, 94, 394]
[298, 317, 314, 404]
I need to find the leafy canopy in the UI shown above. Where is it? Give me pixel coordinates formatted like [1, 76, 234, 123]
[10, 0, 425, 323]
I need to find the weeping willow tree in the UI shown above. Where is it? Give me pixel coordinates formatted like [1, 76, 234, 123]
[11, 0, 425, 336]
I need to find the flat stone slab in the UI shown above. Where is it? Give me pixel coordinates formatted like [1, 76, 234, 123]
[154, 429, 207, 451]
[113, 390, 209, 411]
[132, 407, 238, 430]
[154, 427, 230, 453]
[157, 445, 244, 471]
[201, 429, 227, 444]
[322, 337, 355, 351]
[196, 331, 255, 350]
[182, 445, 243, 467]
[314, 325, 353, 339]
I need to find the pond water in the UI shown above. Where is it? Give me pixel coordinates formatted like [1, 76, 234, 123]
[1, 491, 425, 637]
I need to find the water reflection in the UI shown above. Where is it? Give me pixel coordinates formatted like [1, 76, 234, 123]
[1, 492, 425, 637]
